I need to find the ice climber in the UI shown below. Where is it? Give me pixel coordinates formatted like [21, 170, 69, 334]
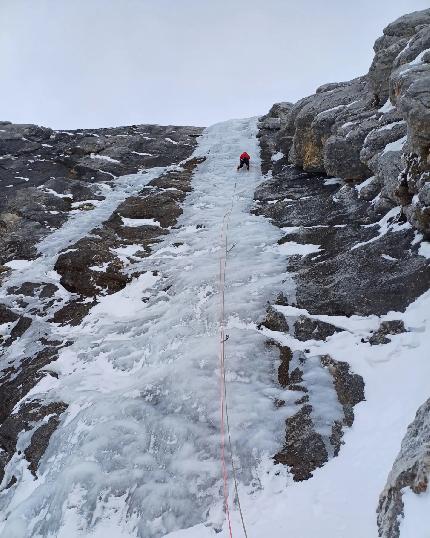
[237, 151, 250, 171]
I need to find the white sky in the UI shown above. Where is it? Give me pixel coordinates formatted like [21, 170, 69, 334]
[0, 0, 428, 129]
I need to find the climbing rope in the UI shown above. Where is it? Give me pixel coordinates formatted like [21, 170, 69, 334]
[218, 183, 249, 538]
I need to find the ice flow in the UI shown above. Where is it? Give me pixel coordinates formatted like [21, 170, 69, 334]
[0, 118, 290, 538]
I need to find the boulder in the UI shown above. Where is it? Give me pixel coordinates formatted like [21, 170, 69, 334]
[377, 397, 430, 538]
[368, 9, 430, 103]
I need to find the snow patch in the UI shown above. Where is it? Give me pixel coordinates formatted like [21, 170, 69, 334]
[121, 217, 161, 228]
[418, 241, 430, 259]
[90, 153, 121, 163]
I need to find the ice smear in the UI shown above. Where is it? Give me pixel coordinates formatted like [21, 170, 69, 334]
[355, 175, 375, 193]
[0, 118, 291, 538]
[351, 207, 409, 251]
[90, 153, 121, 163]
[0, 167, 165, 295]
[278, 241, 321, 256]
[4, 259, 34, 270]
[271, 151, 284, 162]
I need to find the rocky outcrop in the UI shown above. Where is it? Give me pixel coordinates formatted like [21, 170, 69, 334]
[262, 308, 364, 480]
[0, 122, 202, 268]
[254, 165, 430, 316]
[368, 320, 406, 345]
[377, 398, 430, 538]
[259, 9, 430, 238]
[257, 102, 293, 175]
[272, 345, 364, 480]
[256, 9, 430, 535]
[0, 123, 202, 486]
[53, 156, 204, 321]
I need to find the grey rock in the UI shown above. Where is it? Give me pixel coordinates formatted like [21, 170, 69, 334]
[357, 175, 382, 201]
[258, 102, 294, 175]
[261, 306, 289, 333]
[0, 122, 203, 267]
[254, 166, 430, 316]
[259, 8, 430, 236]
[369, 320, 406, 345]
[377, 397, 430, 538]
[368, 9, 430, 103]
[274, 350, 364, 480]
[289, 77, 369, 174]
[375, 150, 408, 205]
[0, 304, 18, 324]
[293, 315, 341, 341]
[0, 399, 67, 483]
[324, 133, 371, 181]
[275, 404, 328, 481]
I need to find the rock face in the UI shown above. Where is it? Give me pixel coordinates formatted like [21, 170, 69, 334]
[256, 8, 430, 531]
[0, 122, 202, 267]
[254, 166, 430, 317]
[272, 346, 364, 481]
[258, 9, 430, 238]
[262, 305, 364, 481]
[0, 122, 202, 488]
[377, 398, 430, 538]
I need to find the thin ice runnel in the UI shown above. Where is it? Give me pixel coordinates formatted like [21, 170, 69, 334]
[0, 118, 292, 538]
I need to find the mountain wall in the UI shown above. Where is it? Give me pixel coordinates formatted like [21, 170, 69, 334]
[257, 9, 430, 537]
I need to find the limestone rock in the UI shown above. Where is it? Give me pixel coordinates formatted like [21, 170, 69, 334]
[368, 9, 430, 103]
[377, 398, 430, 538]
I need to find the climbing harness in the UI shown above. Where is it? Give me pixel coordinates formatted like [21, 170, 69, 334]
[218, 182, 249, 538]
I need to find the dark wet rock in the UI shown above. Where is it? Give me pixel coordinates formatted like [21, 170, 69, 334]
[320, 355, 365, 430]
[0, 399, 67, 482]
[7, 316, 32, 345]
[7, 282, 58, 299]
[253, 166, 377, 229]
[274, 405, 328, 481]
[377, 397, 430, 538]
[368, 320, 407, 345]
[294, 315, 341, 341]
[0, 304, 18, 324]
[54, 156, 204, 301]
[55, 236, 131, 296]
[277, 346, 293, 387]
[274, 350, 364, 480]
[0, 338, 70, 482]
[294, 227, 430, 316]
[260, 306, 289, 333]
[51, 298, 97, 327]
[24, 402, 68, 476]
[0, 122, 203, 266]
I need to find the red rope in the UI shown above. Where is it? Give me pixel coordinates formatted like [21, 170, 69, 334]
[218, 188, 249, 538]
[219, 214, 234, 538]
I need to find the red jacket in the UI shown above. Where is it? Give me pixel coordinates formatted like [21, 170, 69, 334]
[240, 152, 250, 160]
